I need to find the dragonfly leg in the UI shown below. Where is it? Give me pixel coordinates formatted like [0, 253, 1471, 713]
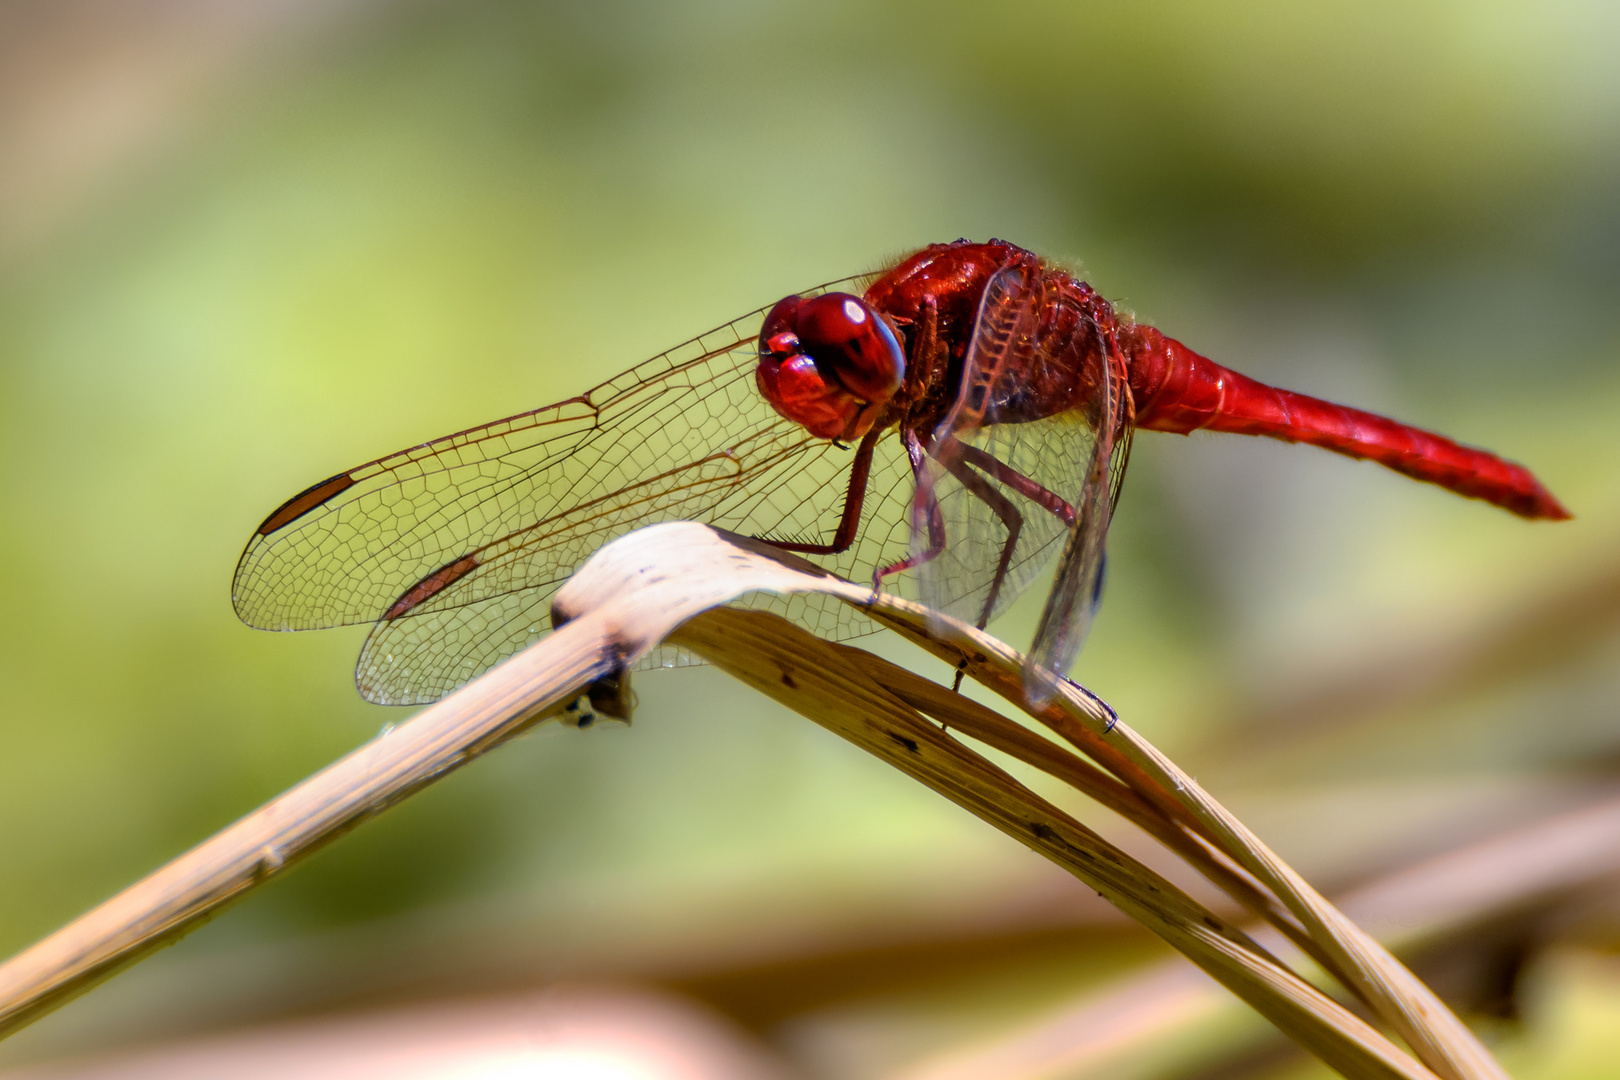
[951, 442, 1077, 527]
[873, 428, 946, 593]
[873, 431, 1031, 627]
[934, 439, 1025, 631]
[868, 447, 972, 691]
[935, 439, 1026, 693]
[767, 426, 882, 556]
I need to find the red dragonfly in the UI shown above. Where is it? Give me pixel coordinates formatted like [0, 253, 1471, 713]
[233, 239, 1569, 705]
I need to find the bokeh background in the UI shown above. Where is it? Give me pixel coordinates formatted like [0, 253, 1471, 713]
[1, 2, 1618, 1077]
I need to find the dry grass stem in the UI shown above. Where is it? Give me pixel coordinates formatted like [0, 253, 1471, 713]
[836, 647, 1320, 960]
[669, 607, 1435, 1080]
[896, 793, 1620, 1080]
[0, 612, 624, 1038]
[0, 522, 1511, 1080]
[852, 604, 1508, 1080]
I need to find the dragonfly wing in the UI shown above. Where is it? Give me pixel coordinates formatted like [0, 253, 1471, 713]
[351, 424, 917, 704]
[916, 414, 1097, 627]
[356, 585, 553, 705]
[233, 306, 798, 631]
[915, 255, 1094, 626]
[915, 256, 1048, 624]
[1108, 413, 1134, 513]
[234, 275, 923, 704]
[1023, 338, 1130, 704]
[908, 254, 1133, 698]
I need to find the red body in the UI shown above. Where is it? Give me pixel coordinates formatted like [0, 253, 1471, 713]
[236, 237, 1570, 706]
[817, 239, 1566, 521]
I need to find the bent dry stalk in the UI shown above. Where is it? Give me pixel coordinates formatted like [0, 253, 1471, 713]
[0, 523, 1502, 1080]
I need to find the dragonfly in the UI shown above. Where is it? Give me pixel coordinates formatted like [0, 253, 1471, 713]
[232, 239, 1570, 705]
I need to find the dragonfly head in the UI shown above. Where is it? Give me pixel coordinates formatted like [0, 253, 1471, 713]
[755, 293, 905, 441]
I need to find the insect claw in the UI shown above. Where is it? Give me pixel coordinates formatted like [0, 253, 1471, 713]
[1059, 674, 1118, 732]
[866, 570, 886, 606]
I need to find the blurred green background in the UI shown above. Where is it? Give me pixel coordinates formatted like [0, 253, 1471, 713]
[1, 1, 1618, 1077]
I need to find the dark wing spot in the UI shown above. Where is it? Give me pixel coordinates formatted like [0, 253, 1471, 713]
[383, 554, 481, 621]
[255, 472, 358, 535]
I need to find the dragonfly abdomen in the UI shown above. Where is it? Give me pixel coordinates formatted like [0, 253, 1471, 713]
[1126, 325, 1570, 520]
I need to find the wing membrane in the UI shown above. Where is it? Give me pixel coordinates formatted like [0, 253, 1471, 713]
[912, 257, 1131, 696]
[1025, 338, 1129, 702]
[917, 256, 1094, 627]
[233, 276, 929, 703]
[917, 411, 1100, 627]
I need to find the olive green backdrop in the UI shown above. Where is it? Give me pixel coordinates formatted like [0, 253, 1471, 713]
[0, 2, 1616, 1075]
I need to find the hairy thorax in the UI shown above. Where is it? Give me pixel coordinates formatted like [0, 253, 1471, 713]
[862, 239, 1122, 439]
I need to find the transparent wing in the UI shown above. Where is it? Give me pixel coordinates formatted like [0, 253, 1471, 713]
[911, 256, 1129, 697]
[1108, 413, 1134, 513]
[915, 416, 1095, 630]
[915, 257, 1045, 625]
[1024, 337, 1129, 703]
[352, 429, 917, 704]
[915, 257, 1095, 622]
[233, 276, 920, 705]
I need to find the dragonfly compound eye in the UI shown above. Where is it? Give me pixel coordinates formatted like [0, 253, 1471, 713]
[792, 293, 905, 405]
[756, 293, 901, 442]
[755, 351, 855, 440]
